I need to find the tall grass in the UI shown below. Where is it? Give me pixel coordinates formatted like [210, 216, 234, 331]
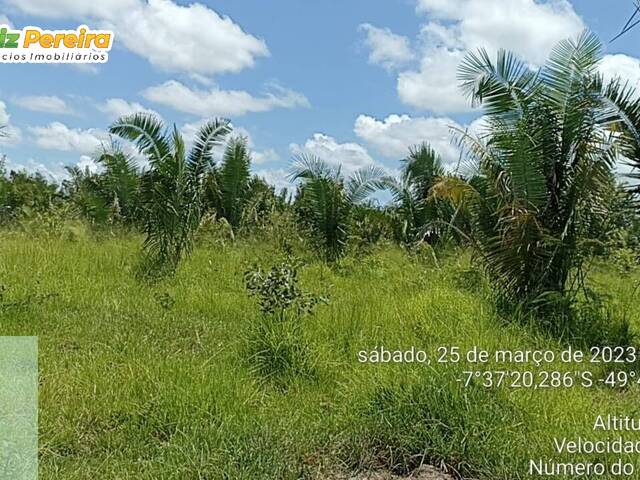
[1, 230, 639, 479]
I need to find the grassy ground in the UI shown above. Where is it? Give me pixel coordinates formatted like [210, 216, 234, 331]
[1, 229, 640, 479]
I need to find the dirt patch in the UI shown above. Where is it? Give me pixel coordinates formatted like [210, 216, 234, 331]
[330, 465, 455, 480]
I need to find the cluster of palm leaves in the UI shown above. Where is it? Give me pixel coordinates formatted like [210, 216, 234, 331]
[65, 145, 141, 224]
[385, 143, 465, 246]
[107, 113, 232, 273]
[3, 30, 640, 300]
[59, 113, 290, 274]
[432, 31, 640, 303]
[289, 155, 387, 261]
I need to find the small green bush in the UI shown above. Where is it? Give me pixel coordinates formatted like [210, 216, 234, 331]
[244, 260, 327, 385]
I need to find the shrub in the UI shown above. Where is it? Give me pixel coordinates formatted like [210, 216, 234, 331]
[244, 260, 327, 385]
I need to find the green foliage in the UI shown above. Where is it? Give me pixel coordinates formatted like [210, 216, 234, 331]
[452, 31, 640, 305]
[218, 136, 252, 229]
[244, 259, 326, 320]
[244, 260, 327, 385]
[109, 113, 231, 275]
[0, 169, 60, 224]
[386, 143, 468, 247]
[64, 145, 142, 225]
[290, 154, 387, 261]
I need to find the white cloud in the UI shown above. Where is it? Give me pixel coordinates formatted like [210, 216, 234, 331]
[417, 0, 583, 66]
[354, 113, 462, 166]
[359, 23, 415, 70]
[398, 48, 470, 113]
[364, 0, 585, 113]
[14, 95, 74, 115]
[253, 148, 280, 165]
[143, 80, 309, 117]
[77, 155, 99, 173]
[29, 122, 108, 155]
[599, 54, 640, 92]
[114, 0, 269, 75]
[0, 15, 13, 27]
[5, 0, 269, 75]
[71, 63, 100, 75]
[98, 98, 160, 120]
[3, 157, 66, 183]
[0, 101, 22, 145]
[255, 168, 294, 193]
[289, 133, 383, 177]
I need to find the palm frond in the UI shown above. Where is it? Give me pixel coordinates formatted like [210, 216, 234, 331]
[289, 154, 339, 182]
[458, 48, 538, 115]
[187, 118, 232, 181]
[219, 136, 252, 228]
[346, 165, 388, 204]
[109, 113, 170, 167]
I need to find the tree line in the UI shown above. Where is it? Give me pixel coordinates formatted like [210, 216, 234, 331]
[2, 31, 640, 314]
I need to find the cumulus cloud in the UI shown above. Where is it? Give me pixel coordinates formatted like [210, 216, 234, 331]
[5, 0, 269, 75]
[362, 0, 585, 113]
[77, 155, 100, 173]
[599, 54, 640, 93]
[0, 101, 22, 145]
[13, 95, 74, 115]
[359, 23, 415, 70]
[3, 157, 67, 183]
[354, 113, 462, 166]
[143, 80, 309, 117]
[29, 122, 108, 154]
[254, 168, 294, 193]
[289, 133, 384, 177]
[416, 0, 584, 65]
[398, 48, 470, 113]
[253, 148, 280, 165]
[98, 98, 160, 120]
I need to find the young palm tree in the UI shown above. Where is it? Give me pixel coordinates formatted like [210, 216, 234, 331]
[109, 113, 231, 273]
[385, 143, 448, 245]
[218, 136, 251, 229]
[96, 147, 141, 222]
[290, 154, 387, 261]
[450, 31, 640, 303]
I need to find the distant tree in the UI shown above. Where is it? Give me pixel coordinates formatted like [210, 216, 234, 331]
[385, 143, 449, 245]
[109, 113, 231, 274]
[290, 155, 387, 261]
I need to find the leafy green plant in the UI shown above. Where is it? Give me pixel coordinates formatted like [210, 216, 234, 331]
[218, 136, 252, 230]
[64, 144, 142, 226]
[109, 113, 231, 275]
[385, 143, 450, 246]
[244, 259, 326, 321]
[290, 155, 387, 261]
[441, 31, 640, 305]
[244, 259, 327, 384]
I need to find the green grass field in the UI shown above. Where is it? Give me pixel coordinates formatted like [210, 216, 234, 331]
[2, 230, 640, 479]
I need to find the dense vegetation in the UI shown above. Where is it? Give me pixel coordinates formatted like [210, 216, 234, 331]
[2, 32, 640, 478]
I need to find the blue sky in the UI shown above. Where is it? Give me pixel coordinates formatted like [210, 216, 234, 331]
[0, 0, 639, 189]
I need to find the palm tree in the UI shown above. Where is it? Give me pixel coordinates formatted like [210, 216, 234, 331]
[290, 155, 387, 261]
[448, 30, 640, 303]
[218, 136, 251, 229]
[96, 146, 141, 222]
[109, 113, 231, 274]
[385, 143, 448, 245]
